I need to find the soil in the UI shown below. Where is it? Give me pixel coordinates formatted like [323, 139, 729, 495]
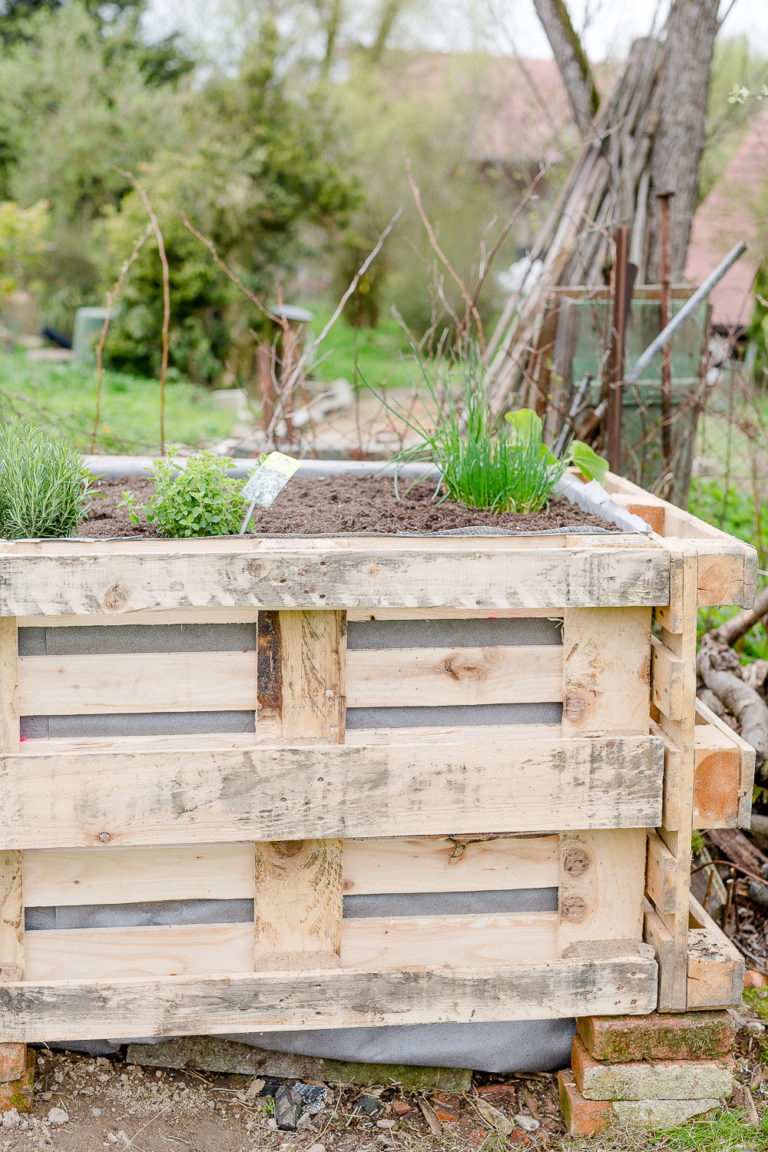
[3, 1015, 767, 1152]
[78, 475, 618, 539]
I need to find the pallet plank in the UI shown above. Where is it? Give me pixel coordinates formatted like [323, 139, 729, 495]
[22, 844, 255, 907]
[558, 830, 646, 953]
[25, 923, 253, 980]
[687, 895, 744, 1010]
[1, 736, 665, 848]
[346, 646, 562, 708]
[343, 836, 559, 894]
[0, 546, 671, 616]
[0, 951, 659, 1041]
[254, 611, 345, 970]
[18, 651, 258, 716]
[562, 608, 651, 735]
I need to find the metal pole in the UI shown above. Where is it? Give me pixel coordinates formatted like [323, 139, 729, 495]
[607, 227, 632, 474]
[625, 242, 747, 385]
[658, 192, 674, 473]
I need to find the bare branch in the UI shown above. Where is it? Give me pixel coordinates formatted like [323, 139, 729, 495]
[114, 167, 171, 455]
[90, 224, 152, 453]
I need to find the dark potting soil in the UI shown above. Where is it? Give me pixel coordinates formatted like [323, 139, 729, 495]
[76, 473, 618, 538]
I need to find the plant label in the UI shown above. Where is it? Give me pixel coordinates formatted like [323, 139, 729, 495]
[239, 452, 300, 533]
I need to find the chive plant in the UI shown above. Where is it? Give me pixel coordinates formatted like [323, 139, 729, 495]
[374, 350, 566, 515]
[0, 421, 93, 538]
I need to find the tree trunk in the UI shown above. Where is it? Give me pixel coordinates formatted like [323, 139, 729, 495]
[532, 0, 599, 136]
[645, 0, 720, 281]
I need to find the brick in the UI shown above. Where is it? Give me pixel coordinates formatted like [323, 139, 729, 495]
[0, 1044, 26, 1084]
[477, 1084, 516, 1106]
[572, 1037, 734, 1102]
[558, 1070, 614, 1137]
[576, 1011, 734, 1063]
[559, 1071, 720, 1134]
[0, 1050, 34, 1114]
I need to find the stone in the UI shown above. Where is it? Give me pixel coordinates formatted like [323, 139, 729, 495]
[572, 1037, 734, 1101]
[515, 1114, 540, 1132]
[126, 1037, 470, 1092]
[356, 1094, 384, 1117]
[392, 1100, 412, 1116]
[1, 1109, 20, 1130]
[46, 1107, 69, 1126]
[0, 1044, 26, 1084]
[559, 1070, 721, 1135]
[576, 1011, 734, 1063]
[0, 1050, 34, 1114]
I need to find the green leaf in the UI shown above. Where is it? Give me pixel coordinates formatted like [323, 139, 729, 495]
[504, 408, 543, 445]
[567, 440, 609, 485]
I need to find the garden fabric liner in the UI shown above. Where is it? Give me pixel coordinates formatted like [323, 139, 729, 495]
[25, 460, 645, 1073]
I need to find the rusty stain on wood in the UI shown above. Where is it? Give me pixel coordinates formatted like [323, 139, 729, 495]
[257, 611, 282, 714]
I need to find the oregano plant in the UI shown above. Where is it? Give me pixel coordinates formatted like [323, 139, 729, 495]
[121, 451, 248, 538]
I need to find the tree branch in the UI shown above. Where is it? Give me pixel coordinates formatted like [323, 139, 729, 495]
[532, 0, 600, 135]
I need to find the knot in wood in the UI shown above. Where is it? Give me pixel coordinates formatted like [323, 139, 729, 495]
[562, 847, 590, 876]
[561, 895, 588, 923]
[102, 584, 127, 612]
[272, 840, 305, 858]
[98, 832, 111, 844]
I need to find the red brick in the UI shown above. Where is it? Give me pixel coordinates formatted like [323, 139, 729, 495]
[392, 1100, 413, 1116]
[576, 1012, 734, 1063]
[0, 1049, 34, 1114]
[476, 1084, 516, 1106]
[432, 1097, 459, 1123]
[558, 1070, 612, 1137]
[571, 1036, 734, 1102]
[0, 1044, 26, 1084]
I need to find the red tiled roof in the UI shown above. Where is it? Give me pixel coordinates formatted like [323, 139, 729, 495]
[685, 103, 768, 330]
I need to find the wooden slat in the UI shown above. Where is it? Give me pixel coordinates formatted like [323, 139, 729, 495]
[18, 651, 258, 715]
[254, 611, 345, 971]
[16, 722, 562, 755]
[343, 836, 559, 894]
[342, 912, 558, 968]
[694, 699, 755, 830]
[651, 637, 684, 722]
[643, 897, 676, 1009]
[687, 895, 744, 1010]
[0, 950, 659, 1041]
[347, 608, 565, 621]
[25, 923, 253, 981]
[22, 844, 255, 907]
[655, 546, 699, 1011]
[652, 718, 682, 832]
[561, 608, 651, 735]
[558, 830, 646, 954]
[0, 545, 671, 616]
[346, 645, 562, 708]
[645, 830, 676, 916]
[693, 722, 742, 831]
[18, 609, 260, 628]
[24, 912, 559, 980]
[0, 619, 23, 986]
[3, 735, 664, 849]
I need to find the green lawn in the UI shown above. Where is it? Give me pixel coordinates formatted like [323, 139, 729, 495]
[0, 351, 235, 455]
[307, 303, 416, 390]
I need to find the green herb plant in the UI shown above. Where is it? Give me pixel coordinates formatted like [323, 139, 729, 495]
[374, 350, 606, 514]
[0, 420, 93, 538]
[121, 450, 248, 538]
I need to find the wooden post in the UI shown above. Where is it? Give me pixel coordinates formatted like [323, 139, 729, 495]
[0, 618, 26, 1087]
[560, 609, 651, 955]
[647, 547, 699, 1009]
[254, 611, 346, 969]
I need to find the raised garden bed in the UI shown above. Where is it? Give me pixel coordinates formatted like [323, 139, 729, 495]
[0, 469, 756, 1061]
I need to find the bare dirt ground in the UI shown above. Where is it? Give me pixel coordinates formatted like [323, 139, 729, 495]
[2, 1007, 768, 1152]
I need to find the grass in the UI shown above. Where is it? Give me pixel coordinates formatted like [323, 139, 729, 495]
[0, 350, 235, 455]
[307, 302, 415, 390]
[562, 1109, 768, 1152]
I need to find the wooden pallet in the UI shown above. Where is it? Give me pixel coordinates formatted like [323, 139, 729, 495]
[0, 473, 755, 1042]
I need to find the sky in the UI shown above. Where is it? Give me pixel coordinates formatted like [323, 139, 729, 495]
[145, 0, 768, 60]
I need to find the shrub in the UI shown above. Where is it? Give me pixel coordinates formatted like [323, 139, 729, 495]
[0, 421, 93, 538]
[122, 451, 248, 538]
